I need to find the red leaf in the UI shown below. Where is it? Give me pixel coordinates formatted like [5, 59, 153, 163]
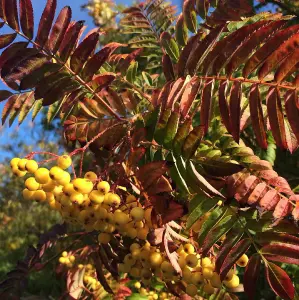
[70, 32, 99, 73]
[0, 90, 13, 102]
[162, 201, 184, 224]
[4, 0, 19, 31]
[229, 81, 242, 143]
[82, 43, 124, 81]
[59, 21, 85, 61]
[162, 54, 175, 82]
[267, 87, 287, 149]
[19, 0, 34, 39]
[0, 41, 28, 69]
[292, 200, 299, 221]
[213, 20, 271, 75]
[259, 189, 280, 211]
[262, 244, 299, 265]
[136, 161, 171, 190]
[268, 176, 292, 194]
[48, 6, 72, 54]
[92, 74, 115, 92]
[285, 90, 299, 144]
[265, 262, 295, 300]
[215, 231, 243, 273]
[247, 182, 268, 205]
[226, 20, 286, 76]
[35, 0, 57, 48]
[102, 87, 126, 115]
[218, 80, 231, 133]
[249, 84, 267, 149]
[0, 33, 17, 49]
[166, 78, 185, 110]
[244, 254, 261, 300]
[275, 49, 299, 82]
[180, 76, 201, 118]
[259, 32, 299, 79]
[220, 238, 251, 281]
[273, 197, 291, 219]
[200, 79, 214, 134]
[234, 175, 259, 204]
[243, 24, 299, 78]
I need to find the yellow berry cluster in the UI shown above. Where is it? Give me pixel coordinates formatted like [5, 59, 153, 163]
[82, 263, 103, 291]
[10, 154, 249, 298]
[58, 251, 76, 268]
[134, 282, 171, 300]
[84, 0, 115, 26]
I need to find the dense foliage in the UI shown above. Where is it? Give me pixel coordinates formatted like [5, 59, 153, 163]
[1, 0, 299, 299]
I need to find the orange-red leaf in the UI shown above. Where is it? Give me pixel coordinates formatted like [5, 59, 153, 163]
[229, 81, 242, 142]
[249, 84, 267, 149]
[48, 6, 72, 54]
[200, 79, 214, 134]
[259, 189, 280, 211]
[35, 0, 57, 48]
[162, 54, 175, 82]
[19, 0, 34, 39]
[247, 182, 268, 205]
[267, 88, 287, 149]
[275, 49, 299, 82]
[166, 78, 185, 110]
[218, 80, 231, 133]
[285, 90, 299, 144]
[262, 244, 299, 265]
[226, 20, 286, 76]
[243, 24, 299, 78]
[259, 32, 299, 79]
[244, 254, 261, 300]
[265, 262, 294, 300]
[180, 76, 201, 118]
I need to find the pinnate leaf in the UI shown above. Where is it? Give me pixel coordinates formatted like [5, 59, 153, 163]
[4, 0, 19, 31]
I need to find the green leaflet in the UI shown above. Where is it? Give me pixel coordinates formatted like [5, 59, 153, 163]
[164, 110, 180, 148]
[173, 119, 192, 156]
[201, 214, 237, 256]
[186, 194, 219, 230]
[154, 108, 172, 144]
[126, 61, 138, 83]
[160, 32, 180, 62]
[169, 153, 190, 195]
[198, 206, 226, 245]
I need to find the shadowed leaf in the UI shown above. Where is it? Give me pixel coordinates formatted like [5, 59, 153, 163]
[19, 0, 34, 39]
[200, 79, 214, 134]
[244, 254, 261, 300]
[4, 0, 19, 31]
[0, 33, 17, 49]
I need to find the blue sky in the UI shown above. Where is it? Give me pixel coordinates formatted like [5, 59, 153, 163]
[0, 0, 275, 159]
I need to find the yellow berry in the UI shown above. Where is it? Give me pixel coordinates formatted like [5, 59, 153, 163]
[203, 283, 214, 295]
[126, 194, 136, 203]
[73, 178, 93, 194]
[224, 274, 240, 289]
[224, 269, 235, 281]
[33, 190, 47, 202]
[95, 207, 108, 219]
[130, 207, 144, 221]
[42, 180, 56, 192]
[129, 267, 140, 278]
[22, 188, 34, 200]
[89, 190, 104, 204]
[149, 252, 163, 267]
[12, 166, 27, 177]
[63, 183, 76, 196]
[182, 267, 192, 283]
[25, 160, 38, 173]
[35, 168, 50, 184]
[202, 267, 213, 279]
[70, 191, 84, 204]
[56, 171, 71, 186]
[49, 166, 64, 181]
[186, 284, 197, 297]
[126, 227, 137, 239]
[236, 253, 249, 267]
[57, 155, 72, 169]
[84, 171, 97, 181]
[98, 232, 111, 244]
[184, 243, 195, 254]
[10, 157, 20, 168]
[201, 257, 212, 268]
[130, 243, 140, 252]
[114, 211, 129, 226]
[210, 272, 222, 288]
[97, 181, 110, 194]
[69, 255, 75, 263]
[17, 158, 28, 171]
[59, 257, 66, 264]
[134, 281, 141, 289]
[191, 272, 204, 285]
[186, 254, 198, 268]
[137, 226, 149, 240]
[124, 254, 136, 266]
[62, 251, 68, 257]
[161, 261, 174, 274]
[25, 177, 40, 191]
